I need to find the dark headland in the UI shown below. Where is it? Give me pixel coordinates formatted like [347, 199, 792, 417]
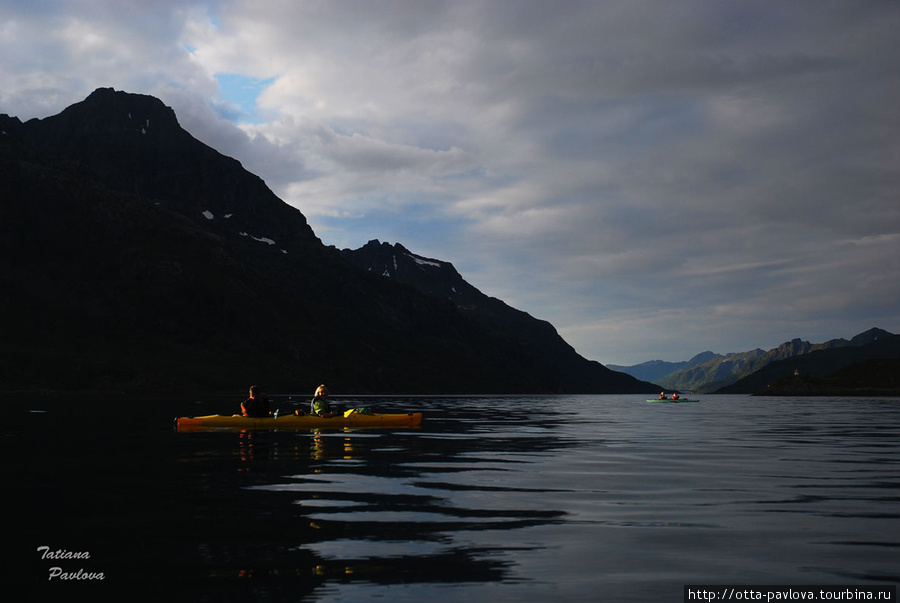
[0, 88, 657, 396]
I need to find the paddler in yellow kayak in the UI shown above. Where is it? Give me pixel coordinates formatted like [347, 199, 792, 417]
[241, 385, 271, 417]
[310, 384, 335, 418]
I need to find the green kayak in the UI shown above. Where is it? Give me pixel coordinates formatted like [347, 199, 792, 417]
[646, 398, 699, 403]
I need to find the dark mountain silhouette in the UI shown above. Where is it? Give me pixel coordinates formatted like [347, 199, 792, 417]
[340, 240, 644, 394]
[755, 358, 900, 396]
[0, 87, 656, 395]
[12, 87, 317, 248]
[847, 327, 893, 347]
[717, 333, 900, 395]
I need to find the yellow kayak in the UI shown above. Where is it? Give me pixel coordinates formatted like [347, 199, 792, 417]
[175, 411, 423, 431]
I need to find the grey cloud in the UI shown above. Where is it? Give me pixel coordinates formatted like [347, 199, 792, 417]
[2, 0, 898, 365]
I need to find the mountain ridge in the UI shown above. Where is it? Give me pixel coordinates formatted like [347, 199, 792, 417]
[608, 351, 722, 384]
[13, 87, 318, 249]
[340, 240, 639, 393]
[719, 333, 900, 394]
[611, 327, 895, 392]
[1, 87, 656, 395]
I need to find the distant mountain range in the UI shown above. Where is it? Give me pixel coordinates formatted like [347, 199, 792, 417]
[719, 332, 900, 395]
[610, 327, 899, 394]
[608, 352, 721, 384]
[0, 88, 656, 395]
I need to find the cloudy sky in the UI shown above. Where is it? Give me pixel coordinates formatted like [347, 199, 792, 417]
[3, 0, 898, 365]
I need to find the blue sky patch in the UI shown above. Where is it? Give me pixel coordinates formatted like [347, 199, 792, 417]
[214, 73, 275, 124]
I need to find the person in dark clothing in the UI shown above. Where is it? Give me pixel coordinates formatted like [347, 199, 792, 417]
[241, 385, 271, 417]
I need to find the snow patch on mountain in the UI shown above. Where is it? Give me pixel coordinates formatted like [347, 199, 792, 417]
[407, 253, 441, 268]
[239, 232, 276, 245]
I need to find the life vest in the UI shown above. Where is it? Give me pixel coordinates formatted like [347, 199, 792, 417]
[311, 396, 330, 415]
[242, 396, 269, 417]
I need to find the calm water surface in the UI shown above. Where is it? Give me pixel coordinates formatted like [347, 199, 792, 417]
[10, 394, 900, 602]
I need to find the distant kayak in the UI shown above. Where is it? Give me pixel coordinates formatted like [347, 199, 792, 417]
[646, 399, 699, 403]
[175, 411, 423, 431]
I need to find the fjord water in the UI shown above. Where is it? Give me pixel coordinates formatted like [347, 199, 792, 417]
[12, 394, 899, 601]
